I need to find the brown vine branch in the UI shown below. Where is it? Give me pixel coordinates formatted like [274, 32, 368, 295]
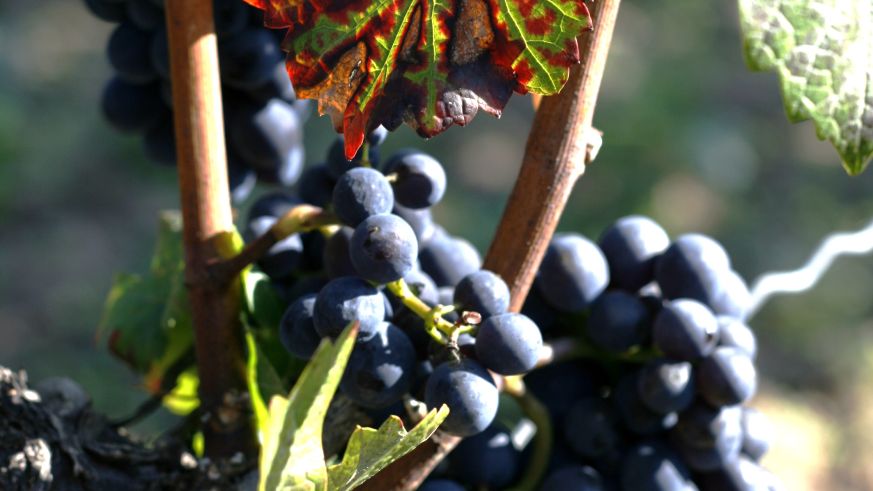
[361, 1, 621, 488]
[165, 0, 254, 459]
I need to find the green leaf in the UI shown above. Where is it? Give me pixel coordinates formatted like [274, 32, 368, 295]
[739, 0, 873, 174]
[243, 270, 287, 332]
[245, 0, 592, 158]
[259, 322, 359, 491]
[246, 330, 287, 440]
[162, 368, 199, 415]
[326, 406, 450, 491]
[98, 211, 194, 392]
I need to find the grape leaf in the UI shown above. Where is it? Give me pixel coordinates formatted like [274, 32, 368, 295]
[246, 329, 287, 441]
[739, 0, 873, 174]
[326, 406, 449, 491]
[259, 322, 359, 491]
[246, 0, 592, 158]
[97, 211, 194, 392]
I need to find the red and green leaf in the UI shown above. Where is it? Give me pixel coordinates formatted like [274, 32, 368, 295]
[245, 0, 592, 158]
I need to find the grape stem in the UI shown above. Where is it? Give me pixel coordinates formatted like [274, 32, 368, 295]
[503, 376, 553, 491]
[209, 205, 338, 283]
[385, 279, 463, 344]
[364, 0, 622, 488]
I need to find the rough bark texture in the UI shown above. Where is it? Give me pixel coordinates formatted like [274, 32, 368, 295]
[0, 367, 254, 491]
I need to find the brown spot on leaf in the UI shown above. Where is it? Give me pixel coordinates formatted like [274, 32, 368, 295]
[297, 42, 368, 131]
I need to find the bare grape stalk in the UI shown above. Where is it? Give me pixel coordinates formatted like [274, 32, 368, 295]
[748, 218, 873, 317]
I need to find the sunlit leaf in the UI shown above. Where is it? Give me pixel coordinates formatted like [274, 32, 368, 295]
[739, 0, 873, 174]
[326, 406, 449, 491]
[259, 322, 359, 491]
[246, 0, 592, 158]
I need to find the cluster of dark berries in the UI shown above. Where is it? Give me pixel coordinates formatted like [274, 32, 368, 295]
[83, 0, 307, 202]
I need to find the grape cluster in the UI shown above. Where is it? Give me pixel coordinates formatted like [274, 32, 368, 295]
[83, 0, 307, 202]
[247, 133, 544, 441]
[419, 218, 778, 490]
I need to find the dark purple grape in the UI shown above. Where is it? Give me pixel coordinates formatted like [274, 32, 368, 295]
[653, 299, 719, 361]
[447, 423, 520, 488]
[671, 402, 742, 471]
[637, 359, 695, 414]
[613, 373, 678, 436]
[475, 313, 542, 375]
[536, 233, 609, 313]
[419, 229, 481, 287]
[323, 226, 356, 279]
[332, 167, 394, 227]
[382, 151, 447, 209]
[228, 99, 303, 184]
[83, 0, 128, 22]
[563, 397, 622, 459]
[392, 204, 437, 247]
[620, 442, 697, 491]
[425, 359, 498, 436]
[101, 78, 164, 133]
[598, 215, 670, 292]
[741, 408, 771, 461]
[246, 216, 303, 281]
[539, 465, 605, 491]
[313, 276, 385, 338]
[453, 270, 510, 318]
[350, 214, 418, 284]
[717, 316, 757, 359]
[298, 164, 337, 207]
[340, 322, 415, 408]
[279, 294, 321, 360]
[696, 346, 757, 406]
[587, 291, 652, 353]
[126, 0, 163, 30]
[218, 28, 282, 90]
[108, 23, 158, 83]
[654, 234, 730, 309]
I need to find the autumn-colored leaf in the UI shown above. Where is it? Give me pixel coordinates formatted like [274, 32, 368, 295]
[246, 0, 592, 158]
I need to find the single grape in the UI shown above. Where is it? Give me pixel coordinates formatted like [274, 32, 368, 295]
[598, 215, 670, 292]
[717, 316, 757, 359]
[218, 28, 282, 90]
[392, 204, 437, 247]
[279, 294, 321, 360]
[83, 0, 128, 22]
[382, 151, 447, 209]
[636, 359, 695, 414]
[228, 162, 257, 204]
[350, 214, 418, 284]
[108, 23, 157, 83]
[228, 99, 303, 183]
[696, 456, 778, 491]
[620, 442, 697, 491]
[453, 270, 510, 318]
[313, 276, 385, 338]
[419, 228, 481, 287]
[249, 62, 297, 104]
[539, 465, 605, 491]
[101, 78, 164, 133]
[447, 422, 520, 488]
[332, 167, 394, 227]
[613, 373, 678, 436]
[126, 0, 163, 30]
[710, 269, 752, 320]
[298, 164, 337, 207]
[475, 313, 542, 375]
[741, 407, 771, 461]
[653, 299, 719, 361]
[418, 480, 466, 491]
[563, 397, 622, 459]
[654, 234, 731, 309]
[586, 291, 652, 353]
[323, 226, 357, 279]
[696, 346, 757, 406]
[671, 402, 742, 471]
[536, 233, 609, 313]
[213, 0, 249, 38]
[340, 322, 416, 408]
[425, 359, 498, 436]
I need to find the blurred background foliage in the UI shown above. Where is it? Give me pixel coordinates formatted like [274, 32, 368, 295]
[1, 0, 872, 489]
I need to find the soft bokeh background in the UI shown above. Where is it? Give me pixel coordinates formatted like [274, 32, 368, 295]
[2, 0, 872, 488]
